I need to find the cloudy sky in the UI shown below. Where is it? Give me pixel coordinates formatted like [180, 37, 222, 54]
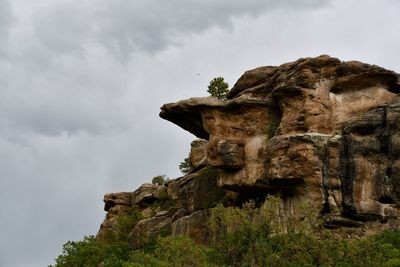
[0, 0, 399, 266]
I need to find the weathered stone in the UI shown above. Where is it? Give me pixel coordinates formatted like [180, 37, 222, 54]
[190, 139, 208, 169]
[171, 208, 189, 222]
[160, 97, 222, 139]
[321, 97, 400, 220]
[323, 215, 364, 229]
[133, 183, 166, 207]
[98, 56, 400, 244]
[97, 192, 134, 240]
[171, 210, 208, 244]
[129, 215, 172, 248]
[155, 210, 169, 217]
[159, 55, 400, 225]
[227, 66, 275, 99]
[167, 168, 225, 213]
[103, 192, 133, 212]
[207, 139, 244, 170]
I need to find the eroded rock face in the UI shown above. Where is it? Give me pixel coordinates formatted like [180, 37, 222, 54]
[189, 139, 208, 169]
[133, 183, 166, 207]
[104, 192, 133, 212]
[98, 55, 400, 247]
[323, 96, 400, 221]
[97, 184, 167, 239]
[171, 210, 208, 244]
[167, 167, 225, 213]
[160, 55, 400, 225]
[129, 215, 172, 248]
[207, 139, 244, 170]
[97, 192, 134, 240]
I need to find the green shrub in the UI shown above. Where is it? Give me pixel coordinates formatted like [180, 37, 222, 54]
[179, 157, 193, 175]
[155, 236, 210, 267]
[51, 194, 400, 267]
[125, 250, 167, 267]
[51, 236, 131, 267]
[207, 77, 229, 100]
[114, 206, 143, 241]
[151, 175, 167, 186]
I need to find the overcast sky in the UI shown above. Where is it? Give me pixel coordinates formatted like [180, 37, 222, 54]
[0, 0, 399, 266]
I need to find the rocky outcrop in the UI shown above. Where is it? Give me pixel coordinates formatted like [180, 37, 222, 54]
[160, 55, 400, 226]
[97, 192, 134, 240]
[166, 167, 226, 213]
[324, 96, 400, 221]
[133, 183, 166, 207]
[171, 210, 209, 244]
[97, 163, 226, 245]
[189, 139, 208, 169]
[98, 55, 400, 246]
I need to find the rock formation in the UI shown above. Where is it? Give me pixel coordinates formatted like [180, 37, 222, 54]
[98, 55, 400, 245]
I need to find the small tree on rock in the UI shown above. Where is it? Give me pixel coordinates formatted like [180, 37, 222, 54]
[207, 77, 229, 100]
[152, 175, 167, 186]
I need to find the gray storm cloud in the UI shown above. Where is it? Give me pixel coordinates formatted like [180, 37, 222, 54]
[0, 0, 13, 57]
[32, 0, 330, 58]
[0, 0, 12, 35]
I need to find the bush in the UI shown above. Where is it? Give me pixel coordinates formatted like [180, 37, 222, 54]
[154, 236, 209, 267]
[51, 236, 131, 267]
[207, 197, 400, 267]
[114, 206, 143, 241]
[151, 175, 167, 186]
[208, 197, 295, 266]
[51, 194, 400, 267]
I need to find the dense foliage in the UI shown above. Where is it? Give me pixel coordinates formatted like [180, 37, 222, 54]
[51, 197, 400, 267]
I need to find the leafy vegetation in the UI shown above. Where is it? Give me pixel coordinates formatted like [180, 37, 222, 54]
[151, 175, 167, 186]
[51, 206, 143, 267]
[207, 77, 229, 100]
[51, 196, 400, 267]
[179, 156, 193, 175]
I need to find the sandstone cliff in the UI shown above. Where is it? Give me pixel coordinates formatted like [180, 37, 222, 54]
[98, 55, 400, 245]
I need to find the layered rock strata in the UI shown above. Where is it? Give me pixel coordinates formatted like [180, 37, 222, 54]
[98, 55, 400, 245]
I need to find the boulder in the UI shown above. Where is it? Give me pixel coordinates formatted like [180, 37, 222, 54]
[133, 183, 166, 207]
[129, 215, 172, 248]
[103, 192, 133, 212]
[171, 210, 208, 244]
[167, 168, 225, 213]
